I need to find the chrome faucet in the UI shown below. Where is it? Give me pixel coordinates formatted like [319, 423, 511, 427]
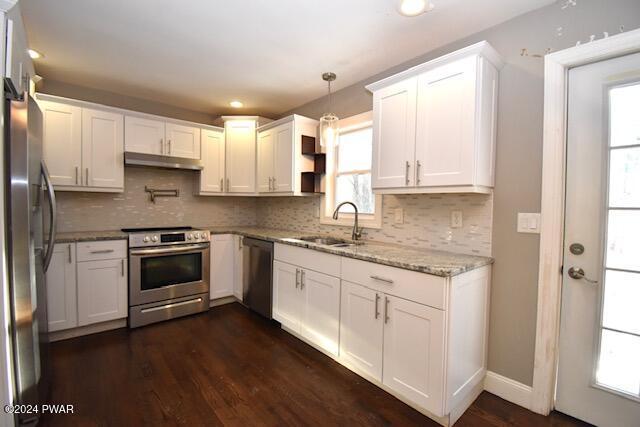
[332, 201, 363, 241]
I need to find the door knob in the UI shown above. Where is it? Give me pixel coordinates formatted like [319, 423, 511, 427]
[567, 267, 598, 284]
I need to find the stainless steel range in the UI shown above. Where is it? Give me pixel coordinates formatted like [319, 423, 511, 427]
[124, 227, 210, 328]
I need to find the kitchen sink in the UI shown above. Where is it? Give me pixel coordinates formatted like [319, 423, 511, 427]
[297, 236, 363, 247]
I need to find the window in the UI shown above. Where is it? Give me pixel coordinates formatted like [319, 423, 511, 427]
[321, 111, 382, 228]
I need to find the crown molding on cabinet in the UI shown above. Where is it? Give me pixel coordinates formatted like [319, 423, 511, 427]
[0, 0, 17, 13]
[256, 114, 319, 132]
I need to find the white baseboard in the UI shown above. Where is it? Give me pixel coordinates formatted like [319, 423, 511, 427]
[484, 371, 533, 410]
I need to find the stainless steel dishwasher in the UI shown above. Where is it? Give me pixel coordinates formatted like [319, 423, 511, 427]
[242, 237, 274, 319]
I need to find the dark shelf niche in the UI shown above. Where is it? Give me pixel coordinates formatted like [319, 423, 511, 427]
[300, 135, 325, 193]
[301, 172, 324, 194]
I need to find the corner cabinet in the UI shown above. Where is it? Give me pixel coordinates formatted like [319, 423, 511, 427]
[367, 41, 503, 195]
[38, 96, 124, 192]
[224, 118, 257, 194]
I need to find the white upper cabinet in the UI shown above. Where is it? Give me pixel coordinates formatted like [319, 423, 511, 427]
[39, 96, 124, 192]
[366, 41, 502, 194]
[225, 119, 256, 193]
[273, 123, 294, 192]
[82, 108, 124, 189]
[40, 100, 83, 187]
[165, 122, 201, 159]
[257, 128, 275, 193]
[199, 128, 225, 194]
[124, 116, 165, 155]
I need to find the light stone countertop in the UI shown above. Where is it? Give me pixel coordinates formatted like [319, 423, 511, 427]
[54, 226, 493, 277]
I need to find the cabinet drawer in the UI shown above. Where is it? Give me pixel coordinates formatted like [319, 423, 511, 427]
[274, 243, 340, 278]
[77, 240, 127, 262]
[341, 258, 446, 310]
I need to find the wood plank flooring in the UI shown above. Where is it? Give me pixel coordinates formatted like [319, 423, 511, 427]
[40, 303, 590, 426]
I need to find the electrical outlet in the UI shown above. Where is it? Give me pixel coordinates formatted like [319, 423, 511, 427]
[517, 213, 541, 233]
[450, 210, 463, 228]
[394, 208, 404, 224]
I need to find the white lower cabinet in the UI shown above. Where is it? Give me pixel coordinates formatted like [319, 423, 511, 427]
[210, 234, 235, 299]
[273, 260, 301, 331]
[77, 257, 127, 326]
[45, 244, 78, 332]
[233, 236, 244, 301]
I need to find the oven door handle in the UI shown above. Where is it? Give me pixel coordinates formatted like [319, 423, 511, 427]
[129, 243, 209, 256]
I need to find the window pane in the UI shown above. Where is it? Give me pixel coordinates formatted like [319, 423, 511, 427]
[602, 270, 640, 335]
[335, 174, 374, 214]
[610, 83, 640, 148]
[606, 209, 640, 271]
[596, 329, 640, 396]
[609, 147, 640, 208]
[337, 127, 372, 172]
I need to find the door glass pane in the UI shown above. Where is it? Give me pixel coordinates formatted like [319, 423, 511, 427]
[337, 127, 372, 173]
[609, 147, 640, 208]
[335, 174, 374, 214]
[606, 210, 640, 271]
[596, 329, 640, 395]
[610, 83, 640, 148]
[141, 253, 202, 290]
[602, 270, 640, 335]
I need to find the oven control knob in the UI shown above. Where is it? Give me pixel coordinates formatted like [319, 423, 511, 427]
[187, 233, 192, 240]
[194, 233, 200, 239]
[143, 236, 150, 243]
[151, 235, 158, 242]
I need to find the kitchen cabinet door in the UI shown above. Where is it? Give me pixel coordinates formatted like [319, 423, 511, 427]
[225, 120, 256, 193]
[82, 108, 124, 190]
[300, 269, 341, 356]
[210, 234, 235, 299]
[382, 295, 445, 416]
[45, 244, 77, 332]
[77, 258, 127, 326]
[371, 78, 417, 189]
[166, 122, 201, 159]
[257, 128, 274, 193]
[199, 128, 225, 193]
[415, 57, 476, 187]
[272, 260, 301, 333]
[124, 116, 165, 155]
[40, 100, 82, 187]
[273, 122, 294, 193]
[340, 281, 383, 380]
[233, 236, 244, 301]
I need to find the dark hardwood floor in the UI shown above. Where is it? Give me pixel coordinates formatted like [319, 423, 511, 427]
[41, 303, 589, 426]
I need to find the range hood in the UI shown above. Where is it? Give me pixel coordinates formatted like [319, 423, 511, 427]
[124, 152, 203, 170]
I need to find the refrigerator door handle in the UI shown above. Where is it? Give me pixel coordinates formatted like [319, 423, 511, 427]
[41, 161, 57, 272]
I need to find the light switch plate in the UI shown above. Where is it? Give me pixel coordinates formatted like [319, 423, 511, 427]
[394, 208, 404, 224]
[450, 210, 463, 228]
[517, 213, 541, 234]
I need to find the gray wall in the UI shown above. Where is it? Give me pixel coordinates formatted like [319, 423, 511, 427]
[280, 0, 640, 385]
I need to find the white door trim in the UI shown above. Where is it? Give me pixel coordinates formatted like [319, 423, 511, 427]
[533, 28, 640, 415]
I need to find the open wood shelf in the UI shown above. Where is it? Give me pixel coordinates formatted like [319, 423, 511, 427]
[300, 135, 325, 193]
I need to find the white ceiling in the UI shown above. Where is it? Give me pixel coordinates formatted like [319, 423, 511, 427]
[21, 0, 553, 117]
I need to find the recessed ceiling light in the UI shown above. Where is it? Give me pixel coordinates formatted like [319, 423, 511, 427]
[229, 100, 243, 108]
[398, 0, 433, 17]
[27, 49, 43, 59]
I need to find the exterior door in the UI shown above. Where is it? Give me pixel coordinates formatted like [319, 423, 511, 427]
[77, 259, 127, 326]
[272, 261, 301, 332]
[556, 52, 640, 427]
[45, 244, 77, 332]
[124, 116, 165, 155]
[371, 78, 417, 189]
[300, 269, 340, 356]
[200, 129, 225, 193]
[415, 56, 476, 187]
[339, 281, 383, 380]
[82, 108, 124, 189]
[39, 100, 82, 186]
[225, 120, 256, 193]
[382, 295, 444, 416]
[166, 122, 201, 159]
[273, 123, 294, 192]
[210, 234, 234, 299]
[257, 129, 274, 193]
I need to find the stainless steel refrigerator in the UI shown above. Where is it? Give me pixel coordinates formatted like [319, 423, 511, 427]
[4, 89, 57, 426]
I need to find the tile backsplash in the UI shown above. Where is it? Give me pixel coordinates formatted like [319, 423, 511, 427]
[256, 194, 493, 256]
[54, 167, 257, 232]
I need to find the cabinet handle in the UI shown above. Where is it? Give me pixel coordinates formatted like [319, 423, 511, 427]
[121, 259, 125, 277]
[168, 139, 171, 155]
[226, 178, 230, 192]
[220, 178, 224, 191]
[238, 236, 243, 250]
[90, 249, 114, 254]
[85, 168, 89, 186]
[75, 166, 79, 185]
[370, 275, 394, 284]
[405, 161, 410, 185]
[374, 293, 380, 319]
[295, 268, 300, 288]
[272, 176, 276, 191]
[384, 296, 390, 324]
[160, 138, 164, 154]
[301, 270, 305, 290]
[416, 160, 421, 185]
[67, 244, 72, 264]
[268, 177, 272, 191]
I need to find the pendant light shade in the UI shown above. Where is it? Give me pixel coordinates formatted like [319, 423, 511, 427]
[320, 72, 338, 148]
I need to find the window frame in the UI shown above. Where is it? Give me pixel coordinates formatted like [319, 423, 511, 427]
[320, 111, 382, 229]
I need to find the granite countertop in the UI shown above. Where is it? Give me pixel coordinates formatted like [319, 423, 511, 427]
[53, 226, 493, 277]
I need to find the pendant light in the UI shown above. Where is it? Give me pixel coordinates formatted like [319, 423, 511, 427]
[319, 72, 338, 148]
